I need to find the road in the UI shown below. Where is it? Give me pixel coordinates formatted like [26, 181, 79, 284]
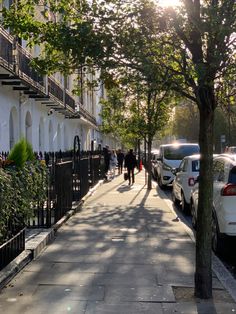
[161, 186, 236, 280]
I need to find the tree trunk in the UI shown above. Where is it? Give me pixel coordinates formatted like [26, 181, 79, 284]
[194, 87, 215, 299]
[147, 136, 152, 190]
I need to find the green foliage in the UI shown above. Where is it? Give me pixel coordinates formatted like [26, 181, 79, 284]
[0, 169, 15, 244]
[7, 138, 35, 167]
[0, 161, 48, 244]
[25, 140, 35, 161]
[171, 102, 199, 142]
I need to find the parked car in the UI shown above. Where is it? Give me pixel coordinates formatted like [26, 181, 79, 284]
[190, 154, 236, 254]
[172, 154, 200, 213]
[156, 143, 200, 189]
[151, 149, 160, 180]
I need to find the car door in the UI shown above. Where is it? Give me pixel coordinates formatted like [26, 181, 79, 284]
[213, 159, 226, 214]
[175, 159, 188, 200]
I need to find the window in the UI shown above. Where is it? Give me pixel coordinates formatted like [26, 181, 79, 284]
[163, 145, 199, 160]
[179, 159, 188, 172]
[192, 160, 200, 172]
[228, 166, 236, 184]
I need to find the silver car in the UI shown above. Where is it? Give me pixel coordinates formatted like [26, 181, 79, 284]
[172, 154, 200, 214]
[190, 154, 236, 254]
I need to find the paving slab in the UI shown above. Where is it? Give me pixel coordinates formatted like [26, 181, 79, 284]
[92, 272, 158, 287]
[0, 297, 87, 314]
[85, 301, 163, 314]
[33, 284, 105, 301]
[104, 284, 175, 303]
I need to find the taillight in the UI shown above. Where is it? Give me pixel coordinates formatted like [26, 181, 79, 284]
[221, 184, 236, 196]
[188, 177, 195, 186]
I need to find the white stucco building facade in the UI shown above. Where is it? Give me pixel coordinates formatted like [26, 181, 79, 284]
[0, 24, 116, 154]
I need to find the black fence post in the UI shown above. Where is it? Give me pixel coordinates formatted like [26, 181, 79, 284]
[73, 135, 81, 201]
[90, 140, 95, 186]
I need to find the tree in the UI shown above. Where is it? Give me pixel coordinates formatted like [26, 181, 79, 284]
[99, 87, 141, 148]
[171, 102, 199, 142]
[156, 0, 236, 298]
[100, 71, 171, 190]
[3, 0, 235, 298]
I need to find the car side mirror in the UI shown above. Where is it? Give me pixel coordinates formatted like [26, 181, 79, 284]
[194, 176, 199, 184]
[171, 168, 179, 175]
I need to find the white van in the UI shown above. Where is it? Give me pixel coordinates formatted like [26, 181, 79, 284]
[156, 143, 200, 189]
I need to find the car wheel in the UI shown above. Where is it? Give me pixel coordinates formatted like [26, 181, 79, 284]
[190, 200, 197, 230]
[172, 190, 180, 206]
[212, 214, 224, 255]
[158, 175, 165, 189]
[181, 192, 190, 215]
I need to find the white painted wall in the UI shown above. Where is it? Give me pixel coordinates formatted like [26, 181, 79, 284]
[0, 76, 117, 154]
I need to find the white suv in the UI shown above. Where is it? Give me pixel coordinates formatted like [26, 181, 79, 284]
[156, 143, 199, 189]
[172, 154, 200, 214]
[190, 154, 236, 254]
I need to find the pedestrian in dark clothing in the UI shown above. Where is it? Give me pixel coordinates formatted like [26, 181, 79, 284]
[103, 145, 111, 180]
[117, 149, 125, 175]
[124, 149, 137, 185]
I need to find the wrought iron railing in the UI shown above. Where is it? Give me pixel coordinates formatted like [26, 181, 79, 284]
[65, 90, 75, 111]
[79, 106, 97, 126]
[28, 150, 104, 228]
[0, 149, 105, 269]
[48, 77, 64, 103]
[17, 44, 45, 92]
[0, 27, 13, 71]
[0, 29, 77, 115]
[0, 228, 25, 271]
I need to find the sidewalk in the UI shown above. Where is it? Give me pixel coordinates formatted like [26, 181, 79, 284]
[0, 170, 236, 313]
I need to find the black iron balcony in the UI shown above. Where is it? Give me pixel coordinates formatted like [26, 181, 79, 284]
[79, 106, 97, 126]
[0, 27, 13, 71]
[48, 77, 64, 103]
[0, 28, 77, 115]
[65, 90, 75, 111]
[17, 44, 45, 92]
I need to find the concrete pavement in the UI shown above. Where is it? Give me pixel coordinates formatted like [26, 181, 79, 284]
[0, 169, 236, 313]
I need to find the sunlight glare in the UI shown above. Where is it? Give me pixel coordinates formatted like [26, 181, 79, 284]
[158, 0, 181, 8]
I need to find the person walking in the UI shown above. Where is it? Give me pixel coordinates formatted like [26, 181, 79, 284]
[124, 149, 137, 185]
[109, 150, 117, 179]
[117, 149, 125, 175]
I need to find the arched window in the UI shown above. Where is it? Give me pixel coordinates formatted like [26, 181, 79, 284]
[39, 117, 45, 152]
[64, 125, 68, 150]
[25, 111, 32, 144]
[9, 107, 18, 149]
[49, 120, 54, 152]
[57, 124, 61, 151]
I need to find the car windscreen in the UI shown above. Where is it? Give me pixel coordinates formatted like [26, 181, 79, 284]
[192, 160, 200, 172]
[228, 166, 236, 183]
[163, 146, 199, 160]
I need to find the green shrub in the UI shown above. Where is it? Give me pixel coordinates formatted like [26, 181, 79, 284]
[7, 138, 35, 168]
[0, 161, 48, 244]
[26, 141, 35, 161]
[0, 169, 15, 243]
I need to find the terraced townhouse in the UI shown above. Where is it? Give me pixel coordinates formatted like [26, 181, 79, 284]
[0, 0, 116, 154]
